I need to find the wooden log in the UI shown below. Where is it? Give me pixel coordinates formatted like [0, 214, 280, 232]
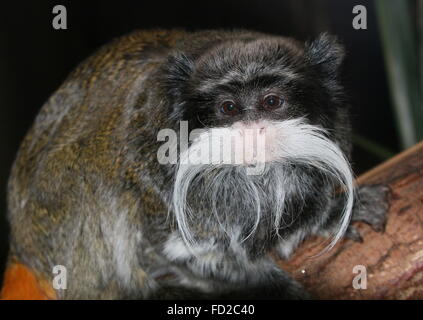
[277, 141, 423, 299]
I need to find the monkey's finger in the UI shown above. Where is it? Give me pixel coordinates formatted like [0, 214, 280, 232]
[344, 225, 363, 243]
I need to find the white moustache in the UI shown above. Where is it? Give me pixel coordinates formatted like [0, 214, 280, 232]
[172, 118, 354, 253]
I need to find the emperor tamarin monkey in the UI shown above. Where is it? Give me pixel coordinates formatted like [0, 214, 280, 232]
[5, 29, 389, 299]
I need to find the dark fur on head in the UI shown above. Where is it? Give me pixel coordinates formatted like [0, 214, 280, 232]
[163, 32, 350, 153]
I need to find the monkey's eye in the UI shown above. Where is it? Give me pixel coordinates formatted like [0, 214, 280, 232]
[262, 94, 283, 110]
[220, 101, 240, 116]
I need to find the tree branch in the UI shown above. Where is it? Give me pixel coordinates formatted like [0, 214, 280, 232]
[277, 141, 423, 299]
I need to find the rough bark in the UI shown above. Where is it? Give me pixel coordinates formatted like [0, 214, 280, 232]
[277, 141, 423, 299]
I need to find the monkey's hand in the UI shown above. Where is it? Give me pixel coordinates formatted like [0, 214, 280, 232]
[216, 265, 311, 300]
[220, 282, 311, 300]
[345, 184, 390, 242]
[150, 260, 311, 300]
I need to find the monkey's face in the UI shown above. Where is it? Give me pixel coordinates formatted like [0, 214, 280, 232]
[167, 34, 346, 137]
[164, 33, 353, 257]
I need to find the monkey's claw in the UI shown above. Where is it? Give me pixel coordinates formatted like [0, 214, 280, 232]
[351, 184, 390, 233]
[345, 225, 363, 242]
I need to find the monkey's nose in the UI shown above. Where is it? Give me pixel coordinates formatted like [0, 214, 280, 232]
[236, 126, 265, 136]
[246, 122, 266, 134]
[232, 121, 268, 135]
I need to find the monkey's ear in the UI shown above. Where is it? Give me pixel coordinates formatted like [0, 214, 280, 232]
[163, 52, 195, 101]
[305, 33, 345, 77]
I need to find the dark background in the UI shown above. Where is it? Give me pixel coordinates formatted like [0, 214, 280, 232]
[0, 0, 399, 284]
